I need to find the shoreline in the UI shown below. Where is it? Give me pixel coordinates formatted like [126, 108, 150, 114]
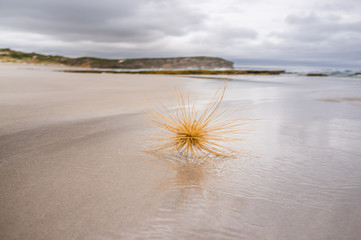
[60, 69, 286, 75]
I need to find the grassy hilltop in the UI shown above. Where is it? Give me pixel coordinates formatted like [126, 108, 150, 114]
[0, 48, 233, 69]
[0, 48, 287, 75]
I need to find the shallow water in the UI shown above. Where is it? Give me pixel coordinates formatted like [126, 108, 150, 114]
[1, 67, 361, 240]
[125, 75, 361, 239]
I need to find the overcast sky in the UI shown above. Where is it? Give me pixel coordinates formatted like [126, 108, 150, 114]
[0, 0, 360, 67]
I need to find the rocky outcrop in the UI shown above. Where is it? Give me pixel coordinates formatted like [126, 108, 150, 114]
[306, 73, 328, 77]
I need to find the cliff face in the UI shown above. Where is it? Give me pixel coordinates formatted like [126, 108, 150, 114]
[0, 49, 233, 69]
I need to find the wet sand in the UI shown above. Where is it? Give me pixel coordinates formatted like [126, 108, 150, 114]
[0, 64, 188, 239]
[1, 64, 361, 239]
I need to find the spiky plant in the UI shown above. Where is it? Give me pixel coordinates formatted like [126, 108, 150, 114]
[145, 84, 243, 162]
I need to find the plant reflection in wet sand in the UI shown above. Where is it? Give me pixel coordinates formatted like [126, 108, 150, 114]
[153, 162, 222, 211]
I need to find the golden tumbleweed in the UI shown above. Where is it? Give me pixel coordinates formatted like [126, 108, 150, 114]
[145, 84, 246, 161]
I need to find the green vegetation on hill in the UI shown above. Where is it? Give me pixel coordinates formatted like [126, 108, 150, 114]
[1, 48, 62, 62]
[0, 48, 120, 67]
[61, 69, 286, 75]
[0, 48, 233, 69]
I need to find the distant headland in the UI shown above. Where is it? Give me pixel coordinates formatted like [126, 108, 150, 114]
[0, 48, 233, 69]
[0, 48, 288, 75]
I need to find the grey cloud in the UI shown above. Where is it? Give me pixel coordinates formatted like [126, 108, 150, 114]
[187, 25, 258, 50]
[0, 0, 360, 67]
[0, 0, 206, 43]
[286, 13, 320, 25]
[214, 26, 258, 41]
[318, 0, 361, 12]
[281, 13, 361, 42]
[260, 15, 361, 67]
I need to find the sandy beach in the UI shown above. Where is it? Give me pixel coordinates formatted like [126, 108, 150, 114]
[0, 63, 192, 239]
[1, 63, 361, 240]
